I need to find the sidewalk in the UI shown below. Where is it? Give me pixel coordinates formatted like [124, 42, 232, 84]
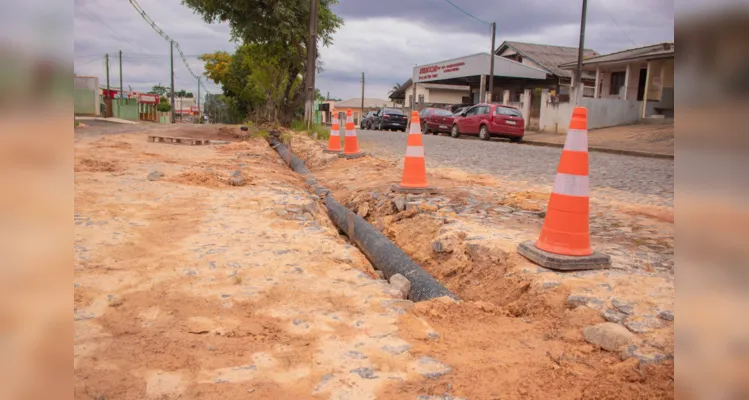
[523, 122, 674, 159]
[75, 116, 140, 125]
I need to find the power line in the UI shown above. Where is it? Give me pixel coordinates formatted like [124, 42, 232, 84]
[127, 0, 213, 97]
[443, 0, 490, 25]
[75, 5, 138, 51]
[594, 0, 638, 47]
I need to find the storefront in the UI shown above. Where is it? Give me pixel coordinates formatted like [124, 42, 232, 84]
[411, 52, 547, 105]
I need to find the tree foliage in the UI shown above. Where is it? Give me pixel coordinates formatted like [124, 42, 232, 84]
[149, 83, 170, 97]
[183, 0, 343, 124]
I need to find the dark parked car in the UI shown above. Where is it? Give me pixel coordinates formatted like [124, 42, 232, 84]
[451, 103, 525, 142]
[372, 107, 407, 131]
[360, 111, 376, 129]
[418, 107, 455, 135]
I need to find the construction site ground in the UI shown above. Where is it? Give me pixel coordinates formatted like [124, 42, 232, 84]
[74, 123, 674, 399]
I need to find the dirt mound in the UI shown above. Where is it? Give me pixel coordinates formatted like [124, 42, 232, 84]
[75, 158, 119, 173]
[286, 134, 339, 169]
[169, 171, 227, 188]
[500, 190, 549, 211]
[217, 126, 250, 140]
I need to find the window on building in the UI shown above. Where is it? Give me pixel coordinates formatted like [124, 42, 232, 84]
[610, 71, 626, 95]
[418, 94, 424, 104]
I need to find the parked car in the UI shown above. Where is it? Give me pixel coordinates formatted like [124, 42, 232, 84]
[450, 103, 525, 142]
[418, 107, 455, 135]
[372, 107, 407, 131]
[360, 111, 376, 129]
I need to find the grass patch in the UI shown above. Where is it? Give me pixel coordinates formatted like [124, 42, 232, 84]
[251, 129, 269, 139]
[74, 121, 79, 127]
[289, 119, 330, 141]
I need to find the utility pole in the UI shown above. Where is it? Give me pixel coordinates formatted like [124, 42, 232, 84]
[197, 78, 201, 124]
[104, 53, 110, 117]
[574, 0, 588, 105]
[305, 0, 319, 128]
[488, 22, 496, 103]
[119, 50, 123, 100]
[360, 72, 365, 126]
[170, 40, 175, 123]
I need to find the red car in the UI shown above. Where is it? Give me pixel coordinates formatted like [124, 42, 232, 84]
[451, 103, 525, 142]
[418, 107, 455, 135]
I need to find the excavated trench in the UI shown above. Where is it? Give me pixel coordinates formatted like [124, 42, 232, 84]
[268, 134, 568, 316]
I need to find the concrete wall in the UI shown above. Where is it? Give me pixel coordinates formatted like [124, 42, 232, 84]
[427, 88, 468, 104]
[74, 76, 99, 116]
[112, 99, 139, 121]
[539, 91, 643, 133]
[158, 112, 171, 124]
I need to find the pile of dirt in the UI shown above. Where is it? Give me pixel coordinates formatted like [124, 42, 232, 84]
[75, 158, 120, 173]
[169, 171, 227, 188]
[286, 134, 339, 169]
[500, 190, 549, 211]
[217, 126, 250, 140]
[378, 298, 674, 400]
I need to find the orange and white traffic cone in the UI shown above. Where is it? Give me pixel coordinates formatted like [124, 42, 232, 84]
[339, 108, 365, 159]
[392, 110, 434, 193]
[517, 106, 610, 271]
[323, 115, 342, 153]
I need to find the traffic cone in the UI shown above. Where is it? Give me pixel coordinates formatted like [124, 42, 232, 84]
[339, 108, 364, 159]
[517, 107, 610, 270]
[323, 115, 342, 153]
[392, 110, 434, 193]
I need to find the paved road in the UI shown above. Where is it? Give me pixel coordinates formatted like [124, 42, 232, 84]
[355, 129, 674, 206]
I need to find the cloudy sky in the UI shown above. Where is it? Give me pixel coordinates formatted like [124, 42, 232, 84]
[74, 0, 676, 101]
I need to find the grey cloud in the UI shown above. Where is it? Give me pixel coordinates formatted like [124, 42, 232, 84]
[75, 0, 233, 94]
[333, 0, 673, 51]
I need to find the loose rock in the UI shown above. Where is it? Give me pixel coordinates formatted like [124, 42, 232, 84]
[147, 171, 164, 181]
[612, 298, 635, 315]
[393, 197, 406, 212]
[582, 322, 637, 352]
[229, 176, 246, 186]
[602, 308, 627, 323]
[231, 170, 242, 177]
[658, 310, 674, 321]
[416, 356, 452, 379]
[623, 315, 666, 334]
[620, 344, 674, 364]
[389, 273, 412, 299]
[357, 202, 370, 218]
[350, 367, 378, 379]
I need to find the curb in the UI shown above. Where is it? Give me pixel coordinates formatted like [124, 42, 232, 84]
[268, 138, 458, 302]
[520, 139, 674, 160]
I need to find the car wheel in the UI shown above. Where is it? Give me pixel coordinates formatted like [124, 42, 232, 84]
[510, 137, 522, 143]
[479, 125, 490, 141]
[450, 124, 460, 138]
[421, 122, 428, 134]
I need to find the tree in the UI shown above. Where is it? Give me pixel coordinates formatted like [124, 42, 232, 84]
[183, 0, 343, 124]
[314, 88, 325, 102]
[388, 83, 401, 95]
[149, 83, 170, 97]
[157, 96, 171, 112]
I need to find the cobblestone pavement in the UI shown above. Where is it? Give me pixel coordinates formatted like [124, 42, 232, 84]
[355, 129, 674, 207]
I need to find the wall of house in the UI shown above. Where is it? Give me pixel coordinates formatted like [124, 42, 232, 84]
[539, 91, 643, 133]
[427, 88, 469, 104]
[74, 76, 99, 116]
[112, 99, 139, 121]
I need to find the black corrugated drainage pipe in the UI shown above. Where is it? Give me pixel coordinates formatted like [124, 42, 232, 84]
[269, 138, 457, 302]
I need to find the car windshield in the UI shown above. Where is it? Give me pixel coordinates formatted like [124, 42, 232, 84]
[435, 109, 453, 116]
[384, 108, 404, 115]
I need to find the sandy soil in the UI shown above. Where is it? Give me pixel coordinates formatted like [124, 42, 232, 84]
[74, 126, 673, 399]
[74, 129, 459, 399]
[286, 133, 675, 399]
